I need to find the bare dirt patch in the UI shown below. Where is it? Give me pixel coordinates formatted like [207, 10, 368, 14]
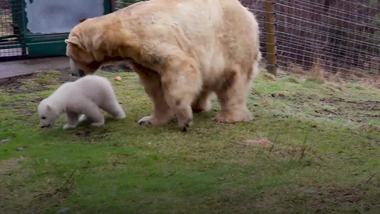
[29, 170, 76, 213]
[0, 70, 77, 94]
[0, 157, 24, 176]
[254, 182, 379, 213]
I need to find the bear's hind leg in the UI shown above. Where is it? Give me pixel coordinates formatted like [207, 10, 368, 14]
[192, 90, 212, 113]
[161, 56, 202, 131]
[215, 68, 252, 123]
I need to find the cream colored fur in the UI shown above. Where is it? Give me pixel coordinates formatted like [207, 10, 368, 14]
[38, 75, 125, 129]
[65, 0, 261, 131]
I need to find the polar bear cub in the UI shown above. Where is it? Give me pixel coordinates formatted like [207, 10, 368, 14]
[38, 75, 125, 129]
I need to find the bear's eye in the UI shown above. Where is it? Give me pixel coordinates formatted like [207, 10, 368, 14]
[41, 116, 46, 120]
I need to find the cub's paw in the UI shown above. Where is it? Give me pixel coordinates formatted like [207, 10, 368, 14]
[91, 122, 104, 127]
[78, 115, 88, 123]
[115, 111, 126, 120]
[63, 124, 77, 130]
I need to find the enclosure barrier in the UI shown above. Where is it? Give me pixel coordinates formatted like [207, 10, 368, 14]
[0, 0, 24, 59]
[1, 0, 379, 75]
[0, 0, 114, 61]
[243, 0, 380, 75]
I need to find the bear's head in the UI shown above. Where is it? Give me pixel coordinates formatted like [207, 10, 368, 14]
[65, 19, 104, 77]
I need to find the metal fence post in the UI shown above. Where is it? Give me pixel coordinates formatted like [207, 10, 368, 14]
[263, 0, 277, 75]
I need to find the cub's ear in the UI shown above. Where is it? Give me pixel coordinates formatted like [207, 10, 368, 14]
[65, 37, 84, 49]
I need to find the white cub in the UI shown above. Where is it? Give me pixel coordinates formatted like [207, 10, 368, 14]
[38, 75, 125, 129]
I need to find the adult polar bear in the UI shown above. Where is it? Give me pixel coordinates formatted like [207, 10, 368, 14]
[66, 0, 261, 131]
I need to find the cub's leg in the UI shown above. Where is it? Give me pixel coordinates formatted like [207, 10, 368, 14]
[192, 90, 212, 113]
[215, 68, 253, 123]
[63, 111, 79, 130]
[78, 114, 87, 123]
[135, 64, 174, 125]
[103, 101, 125, 120]
[82, 102, 105, 127]
[101, 91, 125, 120]
[161, 56, 202, 131]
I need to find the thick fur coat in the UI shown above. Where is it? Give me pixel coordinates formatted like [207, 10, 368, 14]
[38, 75, 125, 129]
[66, 0, 261, 131]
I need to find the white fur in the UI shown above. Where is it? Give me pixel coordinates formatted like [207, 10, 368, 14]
[38, 75, 125, 129]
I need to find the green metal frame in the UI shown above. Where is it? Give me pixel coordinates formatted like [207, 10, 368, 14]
[4, 0, 114, 58]
[1, 0, 140, 59]
[25, 0, 114, 57]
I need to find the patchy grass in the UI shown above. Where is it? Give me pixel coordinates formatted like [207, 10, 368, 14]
[0, 70, 379, 213]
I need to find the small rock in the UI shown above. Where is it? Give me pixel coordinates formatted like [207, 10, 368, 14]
[114, 76, 122, 81]
[271, 92, 287, 98]
[57, 207, 70, 214]
[263, 73, 276, 81]
[0, 139, 10, 145]
[16, 147, 24, 152]
[304, 188, 318, 195]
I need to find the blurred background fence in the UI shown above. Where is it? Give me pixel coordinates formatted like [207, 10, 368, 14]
[241, 0, 380, 75]
[1, 0, 379, 75]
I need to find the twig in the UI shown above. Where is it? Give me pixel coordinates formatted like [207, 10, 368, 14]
[299, 131, 309, 160]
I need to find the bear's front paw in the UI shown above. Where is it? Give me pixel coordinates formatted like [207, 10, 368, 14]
[138, 115, 173, 126]
[63, 124, 77, 130]
[214, 111, 252, 123]
[179, 119, 193, 132]
[138, 116, 153, 126]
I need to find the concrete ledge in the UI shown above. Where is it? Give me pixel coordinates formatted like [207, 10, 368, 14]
[0, 57, 69, 79]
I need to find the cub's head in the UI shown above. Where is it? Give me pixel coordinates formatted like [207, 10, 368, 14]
[38, 100, 60, 128]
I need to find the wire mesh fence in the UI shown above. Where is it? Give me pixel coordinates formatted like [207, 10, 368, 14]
[0, 0, 25, 58]
[241, 0, 380, 74]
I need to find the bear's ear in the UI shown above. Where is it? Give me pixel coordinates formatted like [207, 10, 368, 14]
[65, 37, 84, 49]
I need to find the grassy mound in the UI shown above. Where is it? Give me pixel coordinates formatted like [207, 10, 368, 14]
[0, 70, 379, 213]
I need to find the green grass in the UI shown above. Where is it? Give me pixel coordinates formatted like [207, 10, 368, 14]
[0, 71, 379, 213]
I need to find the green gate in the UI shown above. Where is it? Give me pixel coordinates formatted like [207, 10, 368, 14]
[0, 0, 134, 61]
